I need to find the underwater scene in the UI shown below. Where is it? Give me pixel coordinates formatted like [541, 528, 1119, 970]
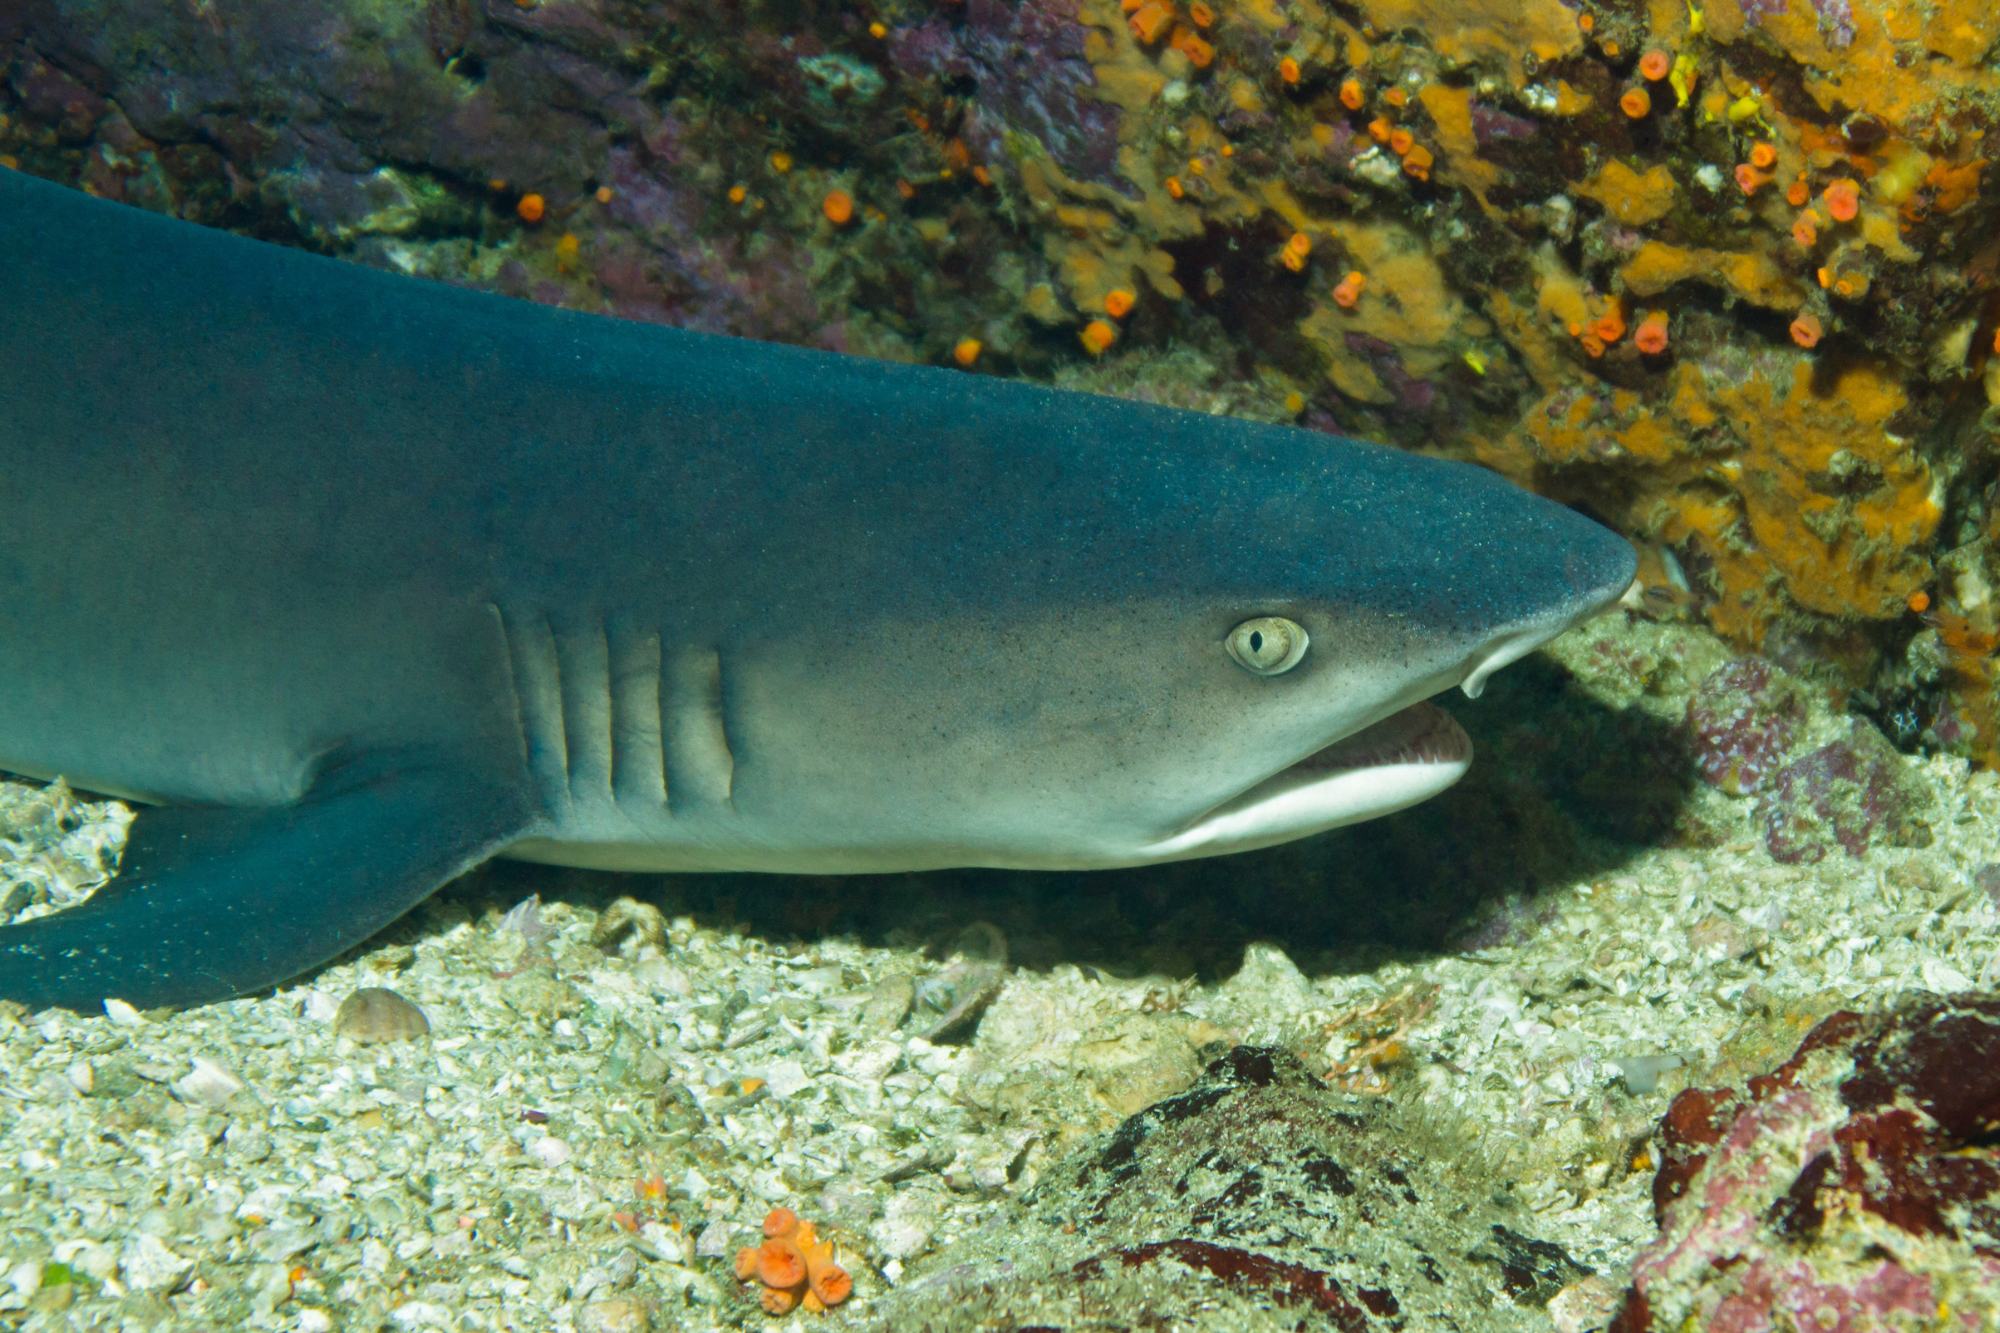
[2, 0, 1999, 1328]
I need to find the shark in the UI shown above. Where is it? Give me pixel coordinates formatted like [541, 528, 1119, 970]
[0, 167, 1635, 1011]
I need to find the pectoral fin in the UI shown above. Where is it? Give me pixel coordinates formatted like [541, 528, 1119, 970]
[0, 758, 533, 1012]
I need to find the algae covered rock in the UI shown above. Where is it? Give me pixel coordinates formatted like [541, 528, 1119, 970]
[864, 1045, 1598, 1331]
[1614, 993, 2000, 1332]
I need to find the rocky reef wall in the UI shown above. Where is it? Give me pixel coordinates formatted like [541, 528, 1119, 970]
[5, 0, 1999, 753]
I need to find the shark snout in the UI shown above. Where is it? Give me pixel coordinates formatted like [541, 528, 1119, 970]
[1459, 517, 1637, 698]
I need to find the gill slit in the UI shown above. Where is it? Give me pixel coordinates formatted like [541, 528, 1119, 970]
[493, 604, 572, 826]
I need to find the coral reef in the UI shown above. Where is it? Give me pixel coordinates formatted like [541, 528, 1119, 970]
[1612, 993, 2000, 1332]
[5, 0, 2000, 749]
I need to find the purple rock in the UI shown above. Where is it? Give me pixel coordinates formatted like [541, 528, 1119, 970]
[1757, 721, 1917, 864]
[1616, 996, 2000, 1332]
[1685, 659, 1803, 796]
[890, 0, 1125, 192]
[1343, 333, 1438, 415]
[1469, 102, 1538, 146]
[1812, 0, 1855, 47]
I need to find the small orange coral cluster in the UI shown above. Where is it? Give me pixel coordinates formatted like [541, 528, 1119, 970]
[735, 1208, 851, 1314]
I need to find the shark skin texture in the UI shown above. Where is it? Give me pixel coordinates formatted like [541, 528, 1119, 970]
[0, 167, 1635, 1010]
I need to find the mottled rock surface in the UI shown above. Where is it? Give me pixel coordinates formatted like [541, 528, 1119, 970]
[860, 1046, 1598, 1331]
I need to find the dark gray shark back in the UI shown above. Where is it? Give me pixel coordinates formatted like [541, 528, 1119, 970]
[0, 168, 1618, 639]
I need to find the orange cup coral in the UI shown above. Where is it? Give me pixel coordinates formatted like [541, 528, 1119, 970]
[822, 189, 854, 224]
[1634, 310, 1670, 355]
[1789, 312, 1823, 348]
[1175, 31, 1215, 66]
[1592, 303, 1627, 345]
[1331, 270, 1366, 308]
[1823, 178, 1860, 222]
[735, 1208, 852, 1315]
[1638, 50, 1670, 81]
[1620, 88, 1651, 119]
[516, 194, 545, 223]
[1128, 0, 1172, 43]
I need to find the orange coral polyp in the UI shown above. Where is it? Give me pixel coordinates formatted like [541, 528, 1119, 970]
[1634, 311, 1670, 354]
[1792, 210, 1819, 247]
[1080, 320, 1117, 354]
[755, 1239, 806, 1289]
[1278, 57, 1301, 84]
[822, 189, 854, 224]
[1823, 178, 1860, 222]
[807, 1254, 853, 1307]
[516, 193, 545, 223]
[1128, 0, 1172, 43]
[1105, 288, 1137, 317]
[1388, 128, 1414, 157]
[738, 1208, 852, 1315]
[1790, 312, 1823, 348]
[1749, 142, 1778, 171]
[1188, 1, 1214, 24]
[1339, 78, 1364, 110]
[1638, 49, 1670, 81]
[1620, 88, 1650, 119]
[1332, 271, 1365, 307]
[1178, 33, 1215, 66]
[1786, 177, 1811, 207]
[1734, 164, 1768, 195]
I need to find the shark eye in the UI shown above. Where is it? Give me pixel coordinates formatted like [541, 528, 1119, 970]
[1225, 617, 1308, 675]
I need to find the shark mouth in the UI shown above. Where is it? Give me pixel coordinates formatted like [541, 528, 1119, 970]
[1141, 701, 1472, 862]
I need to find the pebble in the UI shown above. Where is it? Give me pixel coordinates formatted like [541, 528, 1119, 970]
[577, 1296, 652, 1332]
[332, 987, 430, 1042]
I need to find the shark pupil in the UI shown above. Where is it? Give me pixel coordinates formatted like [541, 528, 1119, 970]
[1249, 632, 1264, 652]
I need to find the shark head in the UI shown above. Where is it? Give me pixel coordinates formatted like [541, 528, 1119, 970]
[665, 370, 1638, 873]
